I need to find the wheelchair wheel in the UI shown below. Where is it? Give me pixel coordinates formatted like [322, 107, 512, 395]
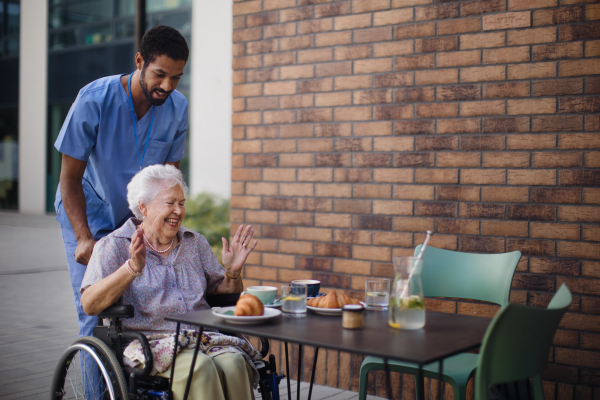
[51, 336, 129, 400]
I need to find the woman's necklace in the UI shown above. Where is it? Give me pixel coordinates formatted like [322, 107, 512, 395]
[143, 234, 175, 254]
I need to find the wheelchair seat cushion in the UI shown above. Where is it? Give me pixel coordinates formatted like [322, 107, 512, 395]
[98, 304, 134, 319]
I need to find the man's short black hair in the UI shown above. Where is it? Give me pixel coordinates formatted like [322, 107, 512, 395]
[139, 25, 189, 64]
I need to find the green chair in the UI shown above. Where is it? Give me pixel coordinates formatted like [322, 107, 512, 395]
[475, 284, 572, 400]
[358, 245, 522, 400]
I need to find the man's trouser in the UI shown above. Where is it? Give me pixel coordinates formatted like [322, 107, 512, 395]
[60, 224, 109, 399]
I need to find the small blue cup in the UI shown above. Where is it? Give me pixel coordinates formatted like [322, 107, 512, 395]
[292, 279, 321, 298]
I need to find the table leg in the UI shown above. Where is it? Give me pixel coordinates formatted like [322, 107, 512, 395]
[383, 357, 392, 400]
[307, 347, 319, 400]
[168, 322, 181, 400]
[416, 364, 425, 400]
[297, 344, 303, 400]
[285, 342, 291, 400]
[182, 326, 203, 400]
[438, 359, 444, 400]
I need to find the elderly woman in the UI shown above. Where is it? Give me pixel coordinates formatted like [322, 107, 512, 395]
[80, 164, 258, 400]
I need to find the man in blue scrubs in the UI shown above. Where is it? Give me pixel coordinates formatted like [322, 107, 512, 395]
[54, 26, 189, 350]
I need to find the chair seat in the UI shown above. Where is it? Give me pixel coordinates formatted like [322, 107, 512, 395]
[361, 352, 478, 386]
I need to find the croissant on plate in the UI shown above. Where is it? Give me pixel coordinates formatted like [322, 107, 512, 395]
[234, 293, 265, 316]
[307, 290, 360, 309]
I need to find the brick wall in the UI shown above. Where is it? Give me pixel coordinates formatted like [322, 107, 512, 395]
[231, 0, 600, 398]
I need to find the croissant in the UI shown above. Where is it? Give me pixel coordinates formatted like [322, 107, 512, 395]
[308, 290, 360, 309]
[234, 293, 265, 316]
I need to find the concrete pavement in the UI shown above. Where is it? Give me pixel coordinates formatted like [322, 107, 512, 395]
[0, 212, 385, 400]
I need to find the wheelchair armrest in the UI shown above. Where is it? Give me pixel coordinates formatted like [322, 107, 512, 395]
[121, 331, 154, 378]
[98, 304, 135, 319]
[206, 293, 240, 308]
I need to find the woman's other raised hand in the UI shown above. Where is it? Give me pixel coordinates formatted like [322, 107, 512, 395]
[221, 224, 258, 278]
[129, 224, 147, 273]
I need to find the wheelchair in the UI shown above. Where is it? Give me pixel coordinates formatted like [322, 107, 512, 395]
[50, 293, 285, 400]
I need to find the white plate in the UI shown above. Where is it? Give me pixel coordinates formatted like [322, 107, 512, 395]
[212, 306, 282, 324]
[307, 302, 366, 316]
[264, 299, 282, 308]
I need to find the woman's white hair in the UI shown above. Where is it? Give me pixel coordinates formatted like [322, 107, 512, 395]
[127, 164, 188, 219]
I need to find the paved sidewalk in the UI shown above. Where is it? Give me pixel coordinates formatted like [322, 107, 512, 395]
[0, 212, 385, 400]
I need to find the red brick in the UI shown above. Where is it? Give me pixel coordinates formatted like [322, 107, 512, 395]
[263, 168, 297, 181]
[532, 152, 583, 168]
[415, 169, 459, 184]
[353, 154, 393, 167]
[437, 50, 481, 68]
[508, 239, 555, 257]
[532, 78, 584, 96]
[314, 2, 350, 19]
[560, 59, 600, 77]
[355, 121, 392, 136]
[533, 6, 583, 26]
[508, 0, 557, 10]
[461, 100, 505, 116]
[354, 58, 393, 74]
[461, 66, 506, 83]
[394, 22, 436, 39]
[461, 0, 506, 17]
[264, 22, 298, 38]
[531, 188, 582, 203]
[559, 96, 600, 113]
[560, 22, 600, 41]
[416, 3, 458, 21]
[333, 258, 371, 275]
[297, 256, 332, 271]
[483, 11, 531, 31]
[460, 203, 505, 219]
[416, 103, 458, 118]
[298, 109, 333, 123]
[247, 12, 278, 27]
[483, 152, 529, 167]
[560, 170, 600, 186]
[460, 32, 506, 49]
[508, 62, 557, 79]
[415, 69, 458, 85]
[531, 222, 580, 240]
[315, 92, 352, 107]
[353, 27, 393, 44]
[484, 46, 530, 64]
[437, 118, 481, 134]
[586, 40, 600, 57]
[334, 106, 372, 121]
[393, 185, 435, 200]
[373, 168, 414, 182]
[437, 17, 481, 35]
[374, 72, 414, 87]
[394, 152, 435, 167]
[532, 115, 583, 132]
[373, 200, 412, 215]
[507, 169, 557, 185]
[461, 169, 506, 185]
[533, 42, 584, 61]
[280, 7, 314, 23]
[297, 198, 332, 212]
[394, 54, 436, 71]
[395, 87, 435, 103]
[437, 219, 480, 235]
[507, 134, 556, 149]
[507, 98, 556, 115]
[374, 9, 413, 26]
[281, 94, 314, 109]
[334, 14, 372, 30]
[392, 217, 435, 232]
[559, 133, 600, 150]
[298, 18, 334, 34]
[583, 225, 600, 242]
[335, 76, 372, 90]
[393, 119, 437, 135]
[460, 236, 505, 253]
[264, 0, 296, 11]
[373, 137, 414, 152]
[374, 105, 413, 120]
[373, 41, 413, 57]
[264, 81, 297, 95]
[583, 188, 600, 204]
[481, 220, 528, 237]
[334, 44, 372, 60]
[437, 152, 481, 167]
[353, 215, 393, 230]
[436, 186, 481, 201]
[482, 187, 529, 202]
[298, 48, 333, 63]
[415, 37, 458, 53]
[333, 199, 371, 214]
[587, 152, 600, 167]
[558, 242, 600, 260]
[507, 27, 557, 45]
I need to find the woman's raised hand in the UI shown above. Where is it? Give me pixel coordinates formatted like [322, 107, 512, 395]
[129, 225, 147, 273]
[222, 225, 258, 278]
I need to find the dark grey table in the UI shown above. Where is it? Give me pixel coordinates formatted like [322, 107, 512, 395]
[165, 309, 491, 400]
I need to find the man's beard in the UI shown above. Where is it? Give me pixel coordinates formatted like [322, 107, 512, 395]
[139, 66, 172, 106]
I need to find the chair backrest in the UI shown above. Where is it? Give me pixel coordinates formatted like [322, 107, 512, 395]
[413, 245, 521, 307]
[475, 284, 572, 400]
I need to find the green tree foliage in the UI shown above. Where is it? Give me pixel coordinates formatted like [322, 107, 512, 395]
[182, 193, 230, 263]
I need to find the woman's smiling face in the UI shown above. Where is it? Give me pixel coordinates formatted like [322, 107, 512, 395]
[141, 184, 185, 242]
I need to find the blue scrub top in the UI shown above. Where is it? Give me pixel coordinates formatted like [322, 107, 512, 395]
[54, 74, 188, 239]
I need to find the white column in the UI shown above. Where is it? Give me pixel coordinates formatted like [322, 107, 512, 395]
[189, 0, 232, 199]
[18, 1, 48, 214]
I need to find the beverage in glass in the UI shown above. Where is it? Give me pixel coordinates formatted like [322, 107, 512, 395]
[365, 279, 390, 311]
[389, 256, 425, 330]
[282, 284, 307, 318]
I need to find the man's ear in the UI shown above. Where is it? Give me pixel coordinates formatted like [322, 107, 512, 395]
[135, 52, 144, 71]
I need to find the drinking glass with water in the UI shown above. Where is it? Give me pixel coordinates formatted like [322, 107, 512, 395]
[365, 279, 390, 311]
[281, 284, 307, 318]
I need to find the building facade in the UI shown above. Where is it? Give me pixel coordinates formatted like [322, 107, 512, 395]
[0, 0, 232, 213]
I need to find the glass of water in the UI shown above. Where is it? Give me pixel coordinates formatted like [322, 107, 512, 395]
[389, 256, 425, 330]
[365, 278, 390, 311]
[281, 284, 307, 318]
